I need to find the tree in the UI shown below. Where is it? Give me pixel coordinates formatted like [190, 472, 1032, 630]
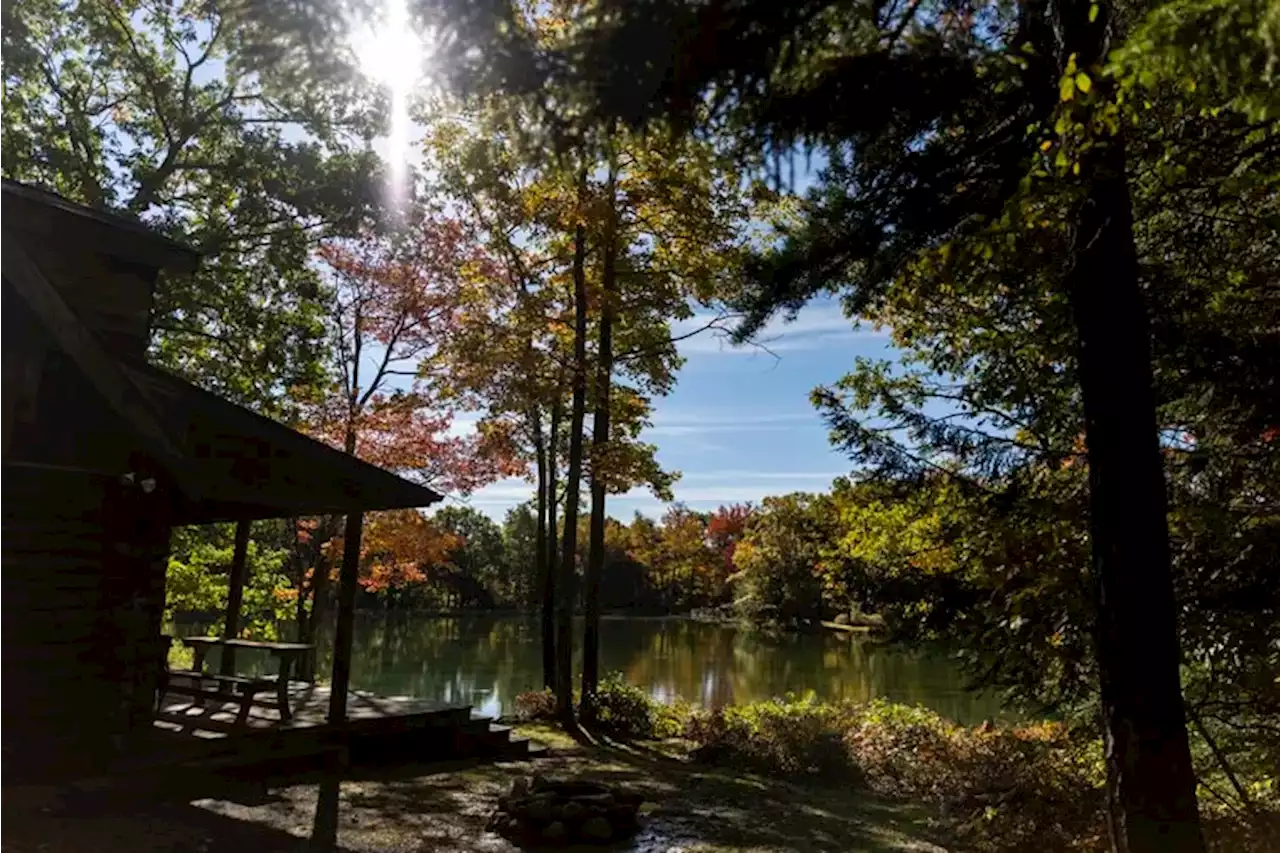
[426, 96, 723, 703]
[705, 503, 753, 604]
[292, 218, 519, 660]
[486, 2, 1220, 846]
[795, 21, 1280, 823]
[357, 509, 458, 604]
[625, 512, 665, 607]
[425, 106, 577, 690]
[501, 502, 542, 609]
[555, 167, 590, 719]
[731, 494, 834, 628]
[581, 142, 619, 722]
[1, 0, 383, 415]
[165, 522, 295, 640]
[653, 506, 713, 610]
[433, 506, 509, 606]
[578, 114, 763, 713]
[303, 219, 516, 487]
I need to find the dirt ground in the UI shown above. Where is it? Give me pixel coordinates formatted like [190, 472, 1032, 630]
[4, 728, 948, 853]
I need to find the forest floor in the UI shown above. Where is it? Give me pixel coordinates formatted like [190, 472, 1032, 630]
[5, 725, 947, 853]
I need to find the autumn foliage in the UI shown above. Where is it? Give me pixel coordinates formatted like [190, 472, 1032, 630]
[707, 504, 752, 577]
[355, 510, 459, 594]
[299, 216, 524, 495]
[290, 218, 525, 612]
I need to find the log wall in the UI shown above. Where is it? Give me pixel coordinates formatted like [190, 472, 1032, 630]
[1, 465, 171, 782]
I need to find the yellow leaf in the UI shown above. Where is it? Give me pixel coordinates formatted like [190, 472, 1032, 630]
[1060, 77, 1076, 102]
[1075, 72, 1092, 93]
[1040, 140, 1053, 152]
[1072, 162, 1081, 175]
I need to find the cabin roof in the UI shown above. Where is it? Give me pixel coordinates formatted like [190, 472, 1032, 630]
[125, 364, 444, 524]
[3, 183, 444, 523]
[1, 179, 201, 275]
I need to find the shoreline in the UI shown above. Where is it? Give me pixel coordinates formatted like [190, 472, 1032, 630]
[170, 607, 889, 636]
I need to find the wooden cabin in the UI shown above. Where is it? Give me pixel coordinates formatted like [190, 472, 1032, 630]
[1, 181, 443, 783]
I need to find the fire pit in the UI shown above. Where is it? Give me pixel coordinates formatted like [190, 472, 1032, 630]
[486, 775, 644, 845]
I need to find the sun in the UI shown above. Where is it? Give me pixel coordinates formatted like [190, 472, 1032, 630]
[351, 0, 430, 205]
[352, 0, 425, 90]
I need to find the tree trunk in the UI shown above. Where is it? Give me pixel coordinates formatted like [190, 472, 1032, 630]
[291, 516, 311, 638]
[303, 542, 332, 680]
[220, 518, 252, 675]
[582, 152, 619, 725]
[1060, 4, 1203, 849]
[292, 517, 322, 681]
[545, 396, 562, 691]
[531, 407, 555, 689]
[555, 171, 590, 721]
[306, 425, 360, 685]
[327, 510, 364, 722]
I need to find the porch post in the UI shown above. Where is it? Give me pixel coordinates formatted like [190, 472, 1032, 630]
[327, 510, 364, 723]
[220, 518, 251, 675]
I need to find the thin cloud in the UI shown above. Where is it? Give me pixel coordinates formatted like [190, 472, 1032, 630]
[656, 411, 817, 425]
[613, 473, 844, 506]
[677, 469, 846, 482]
[647, 410, 825, 435]
[647, 423, 821, 436]
[615, 486, 776, 504]
[674, 304, 888, 356]
[462, 478, 534, 499]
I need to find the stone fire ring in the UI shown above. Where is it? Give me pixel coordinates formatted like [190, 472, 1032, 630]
[486, 775, 644, 846]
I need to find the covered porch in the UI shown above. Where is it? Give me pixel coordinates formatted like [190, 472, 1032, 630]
[127, 357, 450, 737]
[1, 180, 527, 789]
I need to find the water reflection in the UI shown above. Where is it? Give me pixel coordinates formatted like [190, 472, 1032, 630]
[174, 614, 1006, 724]
[342, 615, 1006, 725]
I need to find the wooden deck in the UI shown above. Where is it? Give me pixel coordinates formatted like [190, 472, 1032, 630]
[156, 681, 460, 738]
[92, 681, 545, 789]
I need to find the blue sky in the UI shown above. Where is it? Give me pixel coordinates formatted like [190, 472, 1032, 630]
[451, 299, 897, 520]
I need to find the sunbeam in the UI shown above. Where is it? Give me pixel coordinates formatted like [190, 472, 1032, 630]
[351, 0, 429, 213]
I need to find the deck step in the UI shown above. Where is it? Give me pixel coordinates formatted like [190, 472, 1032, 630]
[140, 691, 550, 782]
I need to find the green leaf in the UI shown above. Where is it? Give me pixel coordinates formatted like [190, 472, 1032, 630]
[1060, 77, 1076, 102]
[1088, 3, 1099, 22]
[1075, 72, 1092, 94]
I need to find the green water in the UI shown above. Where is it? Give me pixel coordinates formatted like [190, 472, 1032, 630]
[184, 613, 1008, 725]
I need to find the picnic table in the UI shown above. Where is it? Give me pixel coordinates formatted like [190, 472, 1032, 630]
[177, 637, 312, 722]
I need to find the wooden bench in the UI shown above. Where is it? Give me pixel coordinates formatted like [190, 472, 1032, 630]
[164, 670, 277, 729]
[179, 637, 311, 721]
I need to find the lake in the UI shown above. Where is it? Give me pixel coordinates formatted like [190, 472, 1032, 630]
[180, 613, 1008, 725]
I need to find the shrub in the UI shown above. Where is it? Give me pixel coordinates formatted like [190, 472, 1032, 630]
[684, 693, 855, 777]
[515, 675, 689, 738]
[843, 702, 1106, 851]
[589, 672, 689, 739]
[590, 673, 657, 738]
[513, 688, 557, 721]
[684, 696, 1108, 852]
